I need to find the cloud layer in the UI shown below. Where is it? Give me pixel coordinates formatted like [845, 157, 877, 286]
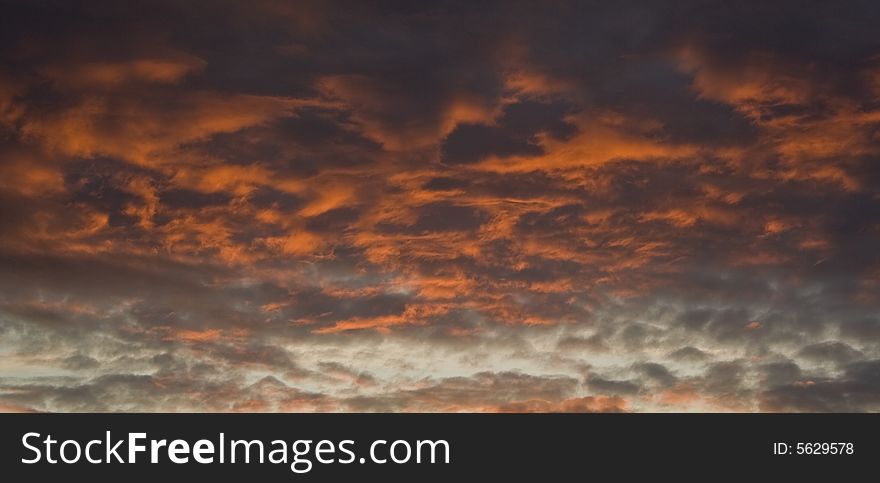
[1, 0, 879, 412]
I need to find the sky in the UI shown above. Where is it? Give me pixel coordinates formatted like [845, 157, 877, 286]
[1, 0, 879, 412]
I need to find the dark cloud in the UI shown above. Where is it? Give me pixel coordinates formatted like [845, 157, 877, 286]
[635, 362, 678, 387]
[799, 341, 863, 365]
[702, 362, 746, 396]
[761, 360, 880, 412]
[586, 375, 642, 396]
[669, 347, 710, 362]
[759, 361, 803, 387]
[556, 334, 609, 353]
[441, 101, 577, 164]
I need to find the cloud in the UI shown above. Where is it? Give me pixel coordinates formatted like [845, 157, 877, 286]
[760, 360, 880, 412]
[1, 0, 879, 412]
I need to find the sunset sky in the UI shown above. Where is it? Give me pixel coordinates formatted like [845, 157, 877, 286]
[1, 0, 880, 412]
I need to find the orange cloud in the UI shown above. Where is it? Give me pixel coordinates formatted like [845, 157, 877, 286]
[17, 93, 328, 168]
[473, 111, 701, 173]
[0, 403, 38, 413]
[314, 303, 452, 334]
[0, 155, 64, 197]
[162, 328, 248, 343]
